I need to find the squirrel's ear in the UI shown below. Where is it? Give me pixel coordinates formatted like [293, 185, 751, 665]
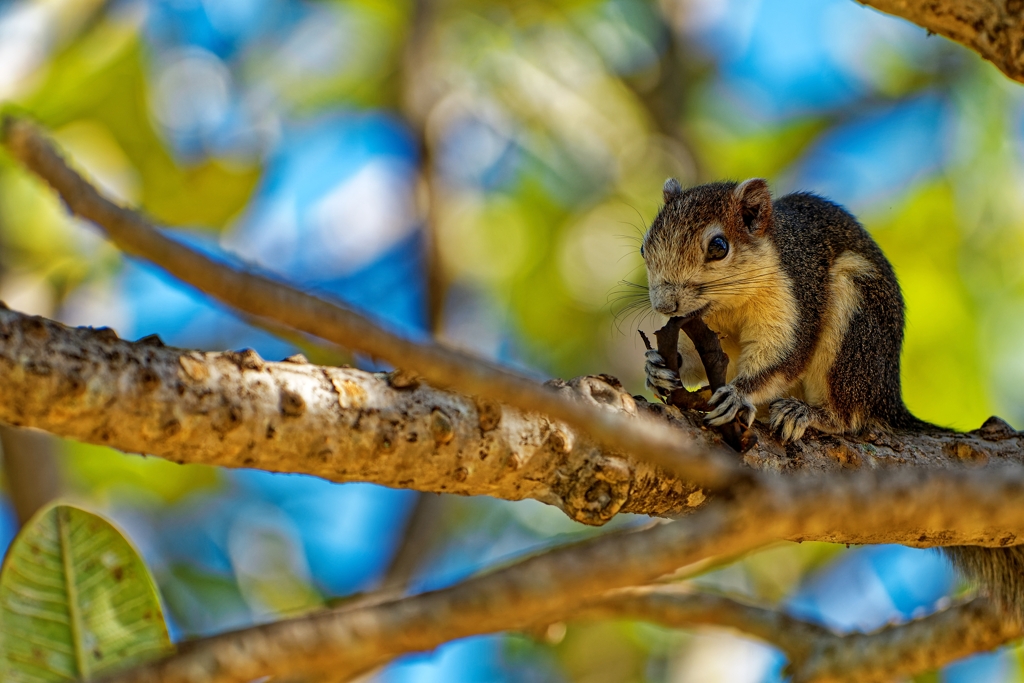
[734, 178, 772, 234]
[663, 178, 682, 203]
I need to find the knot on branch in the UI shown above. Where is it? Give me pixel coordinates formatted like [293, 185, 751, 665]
[543, 375, 639, 524]
[562, 454, 632, 525]
[475, 397, 502, 431]
[546, 375, 638, 417]
[226, 348, 265, 372]
[388, 369, 420, 390]
[972, 416, 1019, 442]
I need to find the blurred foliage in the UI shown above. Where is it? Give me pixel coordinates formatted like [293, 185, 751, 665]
[63, 442, 221, 508]
[2, 0, 1024, 680]
[158, 562, 251, 639]
[872, 182, 992, 428]
[22, 19, 260, 227]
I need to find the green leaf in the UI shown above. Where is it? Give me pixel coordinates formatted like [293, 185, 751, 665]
[0, 504, 173, 682]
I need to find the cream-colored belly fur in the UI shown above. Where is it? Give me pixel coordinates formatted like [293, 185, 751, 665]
[679, 251, 874, 417]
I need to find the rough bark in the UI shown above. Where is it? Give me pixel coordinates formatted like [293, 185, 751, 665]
[861, 0, 1024, 84]
[2, 305, 1023, 531]
[0, 306, 702, 524]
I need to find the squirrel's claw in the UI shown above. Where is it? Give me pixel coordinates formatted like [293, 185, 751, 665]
[705, 385, 755, 427]
[769, 398, 812, 442]
[644, 349, 682, 400]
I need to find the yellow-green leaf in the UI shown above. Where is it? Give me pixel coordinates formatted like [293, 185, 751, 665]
[0, 504, 173, 682]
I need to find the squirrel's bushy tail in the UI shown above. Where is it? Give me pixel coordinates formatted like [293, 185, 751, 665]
[894, 409, 1020, 618]
[943, 546, 1024, 622]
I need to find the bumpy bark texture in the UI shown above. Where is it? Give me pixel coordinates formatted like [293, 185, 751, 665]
[0, 306, 702, 524]
[2, 305, 1023, 530]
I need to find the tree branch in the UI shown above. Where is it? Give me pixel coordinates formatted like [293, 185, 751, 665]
[860, 0, 1024, 84]
[378, 492, 445, 592]
[579, 588, 1022, 683]
[2, 304, 1024, 528]
[0, 115, 744, 490]
[0, 425, 63, 525]
[0, 306, 703, 523]
[99, 463, 1024, 683]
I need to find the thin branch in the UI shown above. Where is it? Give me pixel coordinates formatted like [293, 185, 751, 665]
[401, 0, 446, 335]
[100, 465, 1024, 683]
[580, 588, 831, 663]
[0, 115, 744, 490]
[579, 588, 1022, 683]
[861, 0, 1024, 84]
[384, 0, 451, 583]
[378, 492, 445, 592]
[0, 425, 62, 524]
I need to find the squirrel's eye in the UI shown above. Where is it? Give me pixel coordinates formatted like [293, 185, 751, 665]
[640, 244, 646, 258]
[707, 236, 729, 261]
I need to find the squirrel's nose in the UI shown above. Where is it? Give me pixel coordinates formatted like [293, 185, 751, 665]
[650, 291, 678, 315]
[654, 302, 678, 315]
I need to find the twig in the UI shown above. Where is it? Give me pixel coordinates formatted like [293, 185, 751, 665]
[643, 317, 757, 452]
[642, 318, 709, 410]
[378, 493, 445, 592]
[401, 0, 446, 335]
[0, 116, 745, 490]
[679, 316, 759, 452]
[0, 426, 62, 524]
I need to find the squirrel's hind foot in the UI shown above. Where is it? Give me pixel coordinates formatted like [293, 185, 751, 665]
[768, 398, 814, 442]
[769, 398, 845, 443]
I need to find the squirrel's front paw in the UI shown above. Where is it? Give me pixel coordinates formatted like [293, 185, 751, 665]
[769, 398, 812, 442]
[644, 349, 682, 401]
[705, 385, 755, 427]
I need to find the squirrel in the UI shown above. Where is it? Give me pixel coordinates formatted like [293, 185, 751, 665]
[640, 177, 1024, 622]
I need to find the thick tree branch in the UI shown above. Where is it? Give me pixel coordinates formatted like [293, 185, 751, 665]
[860, 0, 1024, 84]
[0, 306, 702, 523]
[0, 115, 744, 489]
[579, 589, 1022, 683]
[2, 305, 1024, 529]
[99, 464, 1024, 683]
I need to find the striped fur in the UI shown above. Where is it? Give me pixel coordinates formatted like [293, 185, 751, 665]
[643, 178, 922, 439]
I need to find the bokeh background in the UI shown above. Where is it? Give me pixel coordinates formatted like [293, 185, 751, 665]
[1, 0, 1023, 680]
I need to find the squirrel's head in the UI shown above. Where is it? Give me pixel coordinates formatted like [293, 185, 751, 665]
[642, 178, 774, 318]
